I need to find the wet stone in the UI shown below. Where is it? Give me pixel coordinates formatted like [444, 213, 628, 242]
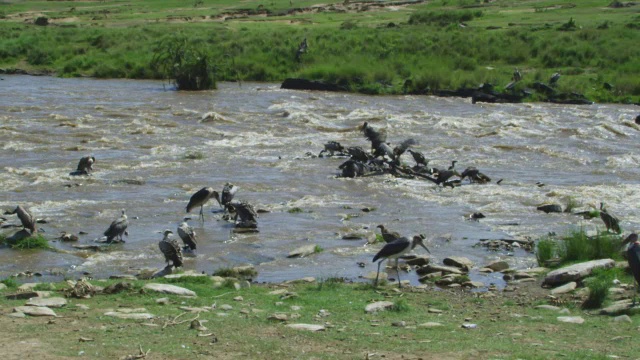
[26, 297, 67, 308]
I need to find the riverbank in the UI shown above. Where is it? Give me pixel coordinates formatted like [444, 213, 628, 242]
[0, 0, 638, 104]
[0, 272, 638, 360]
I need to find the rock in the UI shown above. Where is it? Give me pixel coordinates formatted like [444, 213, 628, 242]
[418, 322, 443, 328]
[164, 272, 208, 280]
[156, 298, 169, 305]
[233, 296, 243, 302]
[558, 308, 571, 314]
[286, 323, 326, 331]
[600, 301, 640, 316]
[5, 291, 39, 300]
[268, 289, 288, 296]
[478, 267, 493, 273]
[557, 316, 584, 324]
[26, 297, 67, 308]
[365, 301, 394, 313]
[34, 17, 49, 26]
[443, 256, 474, 271]
[142, 283, 196, 297]
[76, 304, 90, 310]
[416, 264, 464, 276]
[287, 244, 318, 258]
[485, 261, 509, 272]
[404, 255, 430, 266]
[0, 283, 6, 290]
[535, 305, 560, 311]
[284, 277, 316, 284]
[513, 272, 535, 279]
[428, 308, 443, 314]
[550, 282, 577, 295]
[104, 311, 154, 320]
[543, 259, 615, 286]
[392, 321, 406, 327]
[363, 271, 387, 281]
[220, 304, 233, 311]
[14, 306, 56, 317]
[268, 313, 288, 322]
[537, 204, 563, 213]
[7, 312, 25, 318]
[109, 275, 137, 280]
[463, 281, 484, 288]
[614, 315, 632, 323]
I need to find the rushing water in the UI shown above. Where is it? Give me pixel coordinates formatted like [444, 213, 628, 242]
[1, 75, 639, 285]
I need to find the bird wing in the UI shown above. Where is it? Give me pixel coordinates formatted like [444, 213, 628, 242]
[373, 237, 410, 262]
[361, 123, 387, 148]
[159, 238, 183, 266]
[177, 223, 197, 250]
[393, 138, 417, 157]
[627, 244, 640, 284]
[186, 187, 213, 213]
[104, 215, 128, 238]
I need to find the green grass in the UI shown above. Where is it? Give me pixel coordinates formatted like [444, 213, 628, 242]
[535, 229, 624, 268]
[582, 268, 620, 309]
[0, 0, 637, 102]
[0, 277, 17, 289]
[9, 234, 50, 250]
[287, 207, 304, 214]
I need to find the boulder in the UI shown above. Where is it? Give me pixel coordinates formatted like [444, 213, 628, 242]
[403, 255, 430, 266]
[26, 297, 67, 308]
[13, 306, 56, 317]
[557, 316, 584, 324]
[537, 204, 563, 213]
[443, 256, 473, 271]
[599, 301, 640, 316]
[104, 311, 154, 320]
[365, 301, 394, 313]
[535, 305, 561, 311]
[143, 283, 196, 297]
[543, 259, 615, 286]
[285, 323, 325, 331]
[417, 264, 464, 276]
[287, 244, 318, 258]
[485, 260, 509, 272]
[550, 282, 577, 295]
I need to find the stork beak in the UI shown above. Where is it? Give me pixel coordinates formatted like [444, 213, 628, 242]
[622, 233, 638, 245]
[419, 242, 431, 254]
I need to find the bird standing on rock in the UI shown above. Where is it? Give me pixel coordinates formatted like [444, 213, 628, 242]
[227, 201, 259, 228]
[76, 155, 95, 175]
[177, 221, 197, 252]
[10, 205, 37, 234]
[104, 209, 128, 243]
[373, 235, 430, 288]
[159, 230, 183, 270]
[186, 187, 214, 221]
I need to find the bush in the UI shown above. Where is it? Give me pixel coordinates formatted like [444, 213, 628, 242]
[536, 238, 556, 266]
[408, 10, 483, 26]
[582, 268, 619, 309]
[1, 277, 18, 289]
[151, 35, 217, 90]
[537, 230, 624, 267]
[391, 298, 410, 312]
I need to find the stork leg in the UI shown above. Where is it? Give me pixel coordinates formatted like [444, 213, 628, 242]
[633, 280, 638, 306]
[396, 265, 402, 289]
[199, 205, 205, 222]
[374, 260, 383, 287]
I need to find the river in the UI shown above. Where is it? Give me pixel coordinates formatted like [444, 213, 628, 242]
[1, 75, 639, 285]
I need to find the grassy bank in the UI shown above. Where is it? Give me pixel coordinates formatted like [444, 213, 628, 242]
[0, 0, 639, 103]
[0, 276, 638, 359]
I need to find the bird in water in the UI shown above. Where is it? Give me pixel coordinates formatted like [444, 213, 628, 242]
[177, 221, 197, 252]
[75, 155, 95, 175]
[599, 202, 621, 234]
[376, 224, 402, 243]
[159, 230, 183, 270]
[622, 233, 640, 305]
[9, 205, 37, 234]
[227, 201, 259, 228]
[104, 209, 128, 243]
[213, 183, 238, 209]
[186, 187, 214, 221]
[373, 235, 430, 288]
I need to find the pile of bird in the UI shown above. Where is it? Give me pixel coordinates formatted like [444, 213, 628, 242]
[320, 122, 491, 187]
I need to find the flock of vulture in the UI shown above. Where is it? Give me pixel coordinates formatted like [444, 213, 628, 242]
[4, 156, 259, 274]
[320, 121, 492, 187]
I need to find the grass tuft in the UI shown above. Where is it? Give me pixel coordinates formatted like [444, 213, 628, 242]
[1, 277, 18, 289]
[287, 207, 303, 214]
[162, 275, 212, 286]
[582, 268, 620, 309]
[536, 229, 623, 268]
[10, 234, 50, 250]
[391, 298, 410, 312]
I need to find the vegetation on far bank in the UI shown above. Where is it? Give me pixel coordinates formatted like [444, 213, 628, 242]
[0, 0, 638, 103]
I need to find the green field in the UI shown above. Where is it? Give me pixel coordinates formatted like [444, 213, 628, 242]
[0, 0, 639, 102]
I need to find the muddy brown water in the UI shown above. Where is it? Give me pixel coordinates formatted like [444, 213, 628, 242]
[1, 75, 639, 285]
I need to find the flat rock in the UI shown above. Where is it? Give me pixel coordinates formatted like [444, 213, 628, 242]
[550, 282, 577, 295]
[0, 283, 6, 290]
[284, 277, 316, 284]
[614, 315, 632, 323]
[418, 322, 443, 328]
[6, 312, 25, 318]
[5, 291, 39, 300]
[403, 255, 430, 266]
[416, 264, 464, 276]
[443, 256, 474, 271]
[26, 297, 67, 308]
[600, 301, 640, 316]
[104, 311, 154, 320]
[285, 323, 325, 332]
[287, 244, 318, 258]
[535, 305, 561, 311]
[557, 316, 584, 324]
[485, 260, 509, 272]
[463, 281, 484, 288]
[363, 271, 387, 281]
[543, 259, 615, 286]
[365, 301, 394, 313]
[14, 306, 57, 317]
[164, 272, 208, 279]
[108, 275, 137, 280]
[143, 283, 196, 297]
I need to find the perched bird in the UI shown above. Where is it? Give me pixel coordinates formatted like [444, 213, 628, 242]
[622, 233, 640, 305]
[159, 230, 183, 269]
[392, 139, 417, 163]
[104, 209, 128, 243]
[550, 72, 561, 87]
[448, 160, 458, 170]
[376, 224, 402, 243]
[512, 68, 522, 82]
[434, 169, 461, 186]
[10, 205, 36, 234]
[599, 202, 621, 234]
[213, 183, 238, 209]
[407, 149, 429, 168]
[373, 235, 430, 288]
[177, 221, 197, 252]
[227, 201, 259, 228]
[460, 167, 492, 184]
[186, 187, 214, 221]
[319, 141, 345, 157]
[76, 155, 95, 174]
[361, 122, 387, 151]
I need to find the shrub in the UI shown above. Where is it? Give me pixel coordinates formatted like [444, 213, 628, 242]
[408, 10, 483, 26]
[391, 298, 410, 312]
[582, 268, 619, 309]
[536, 238, 556, 266]
[1, 277, 18, 289]
[151, 35, 217, 90]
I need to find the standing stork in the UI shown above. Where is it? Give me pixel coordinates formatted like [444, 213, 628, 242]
[159, 230, 183, 269]
[622, 233, 640, 305]
[186, 187, 215, 221]
[372, 235, 430, 288]
[599, 202, 621, 234]
[177, 221, 197, 252]
[104, 209, 128, 243]
[11, 205, 36, 234]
